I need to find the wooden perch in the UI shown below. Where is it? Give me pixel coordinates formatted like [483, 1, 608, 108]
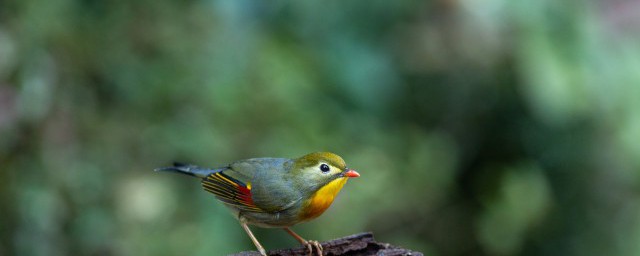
[233, 232, 423, 256]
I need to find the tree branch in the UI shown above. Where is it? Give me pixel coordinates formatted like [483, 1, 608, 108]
[233, 232, 423, 256]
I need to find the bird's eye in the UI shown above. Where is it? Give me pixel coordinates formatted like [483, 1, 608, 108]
[320, 164, 330, 173]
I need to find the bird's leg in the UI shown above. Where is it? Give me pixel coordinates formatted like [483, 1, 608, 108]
[283, 227, 323, 256]
[240, 221, 267, 256]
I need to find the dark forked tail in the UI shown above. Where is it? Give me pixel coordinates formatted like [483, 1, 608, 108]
[154, 162, 219, 178]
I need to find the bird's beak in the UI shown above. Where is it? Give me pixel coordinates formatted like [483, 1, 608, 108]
[344, 169, 360, 178]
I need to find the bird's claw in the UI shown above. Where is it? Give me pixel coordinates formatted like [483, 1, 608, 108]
[303, 240, 323, 256]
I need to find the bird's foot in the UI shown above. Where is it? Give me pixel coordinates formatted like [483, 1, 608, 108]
[303, 240, 323, 256]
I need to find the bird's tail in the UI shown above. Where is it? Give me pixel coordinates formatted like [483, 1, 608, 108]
[154, 162, 219, 178]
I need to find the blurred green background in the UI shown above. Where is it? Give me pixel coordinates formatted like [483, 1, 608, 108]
[1, 1, 640, 255]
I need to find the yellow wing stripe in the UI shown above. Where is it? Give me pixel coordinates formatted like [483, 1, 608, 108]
[214, 172, 236, 186]
[201, 171, 263, 212]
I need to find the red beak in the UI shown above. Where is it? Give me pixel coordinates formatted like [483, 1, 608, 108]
[344, 169, 360, 178]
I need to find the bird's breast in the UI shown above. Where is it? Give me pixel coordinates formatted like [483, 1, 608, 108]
[298, 177, 349, 221]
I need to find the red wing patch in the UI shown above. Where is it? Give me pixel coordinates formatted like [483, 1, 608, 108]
[201, 172, 263, 212]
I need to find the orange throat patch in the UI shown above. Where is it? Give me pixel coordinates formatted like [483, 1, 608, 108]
[299, 177, 349, 221]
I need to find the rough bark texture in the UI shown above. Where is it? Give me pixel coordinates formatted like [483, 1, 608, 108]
[233, 232, 423, 256]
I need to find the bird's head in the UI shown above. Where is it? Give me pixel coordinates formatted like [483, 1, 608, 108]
[291, 152, 359, 194]
[291, 152, 360, 220]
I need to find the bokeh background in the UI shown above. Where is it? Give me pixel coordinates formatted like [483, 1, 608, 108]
[1, 1, 640, 255]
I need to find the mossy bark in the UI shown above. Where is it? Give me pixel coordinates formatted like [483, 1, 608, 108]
[233, 232, 423, 256]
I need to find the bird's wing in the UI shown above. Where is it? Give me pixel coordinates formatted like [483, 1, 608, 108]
[201, 168, 264, 212]
[231, 158, 303, 213]
[201, 158, 293, 213]
[156, 162, 263, 211]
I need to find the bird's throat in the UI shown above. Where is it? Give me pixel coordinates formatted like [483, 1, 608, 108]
[299, 177, 349, 221]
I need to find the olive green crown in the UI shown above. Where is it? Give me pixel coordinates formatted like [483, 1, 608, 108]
[294, 152, 346, 170]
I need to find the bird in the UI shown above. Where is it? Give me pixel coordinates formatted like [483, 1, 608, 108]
[155, 152, 360, 256]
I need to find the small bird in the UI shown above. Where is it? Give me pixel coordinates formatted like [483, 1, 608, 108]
[155, 152, 360, 256]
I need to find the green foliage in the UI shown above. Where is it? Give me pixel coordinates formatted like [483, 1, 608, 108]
[1, 1, 639, 255]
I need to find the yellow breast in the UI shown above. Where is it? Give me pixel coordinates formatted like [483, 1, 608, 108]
[299, 177, 349, 221]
